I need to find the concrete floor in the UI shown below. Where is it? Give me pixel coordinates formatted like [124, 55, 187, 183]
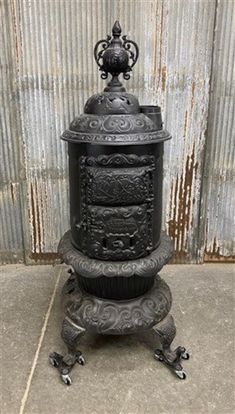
[0, 264, 234, 414]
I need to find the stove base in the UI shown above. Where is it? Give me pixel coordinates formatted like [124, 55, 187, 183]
[49, 273, 189, 384]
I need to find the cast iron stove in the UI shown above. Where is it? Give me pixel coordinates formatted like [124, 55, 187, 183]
[49, 21, 189, 385]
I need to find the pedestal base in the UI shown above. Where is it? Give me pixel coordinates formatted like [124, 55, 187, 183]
[49, 273, 189, 385]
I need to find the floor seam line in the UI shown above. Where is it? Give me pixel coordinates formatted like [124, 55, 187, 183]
[19, 267, 62, 414]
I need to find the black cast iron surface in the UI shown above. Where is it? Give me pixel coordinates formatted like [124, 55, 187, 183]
[50, 21, 189, 385]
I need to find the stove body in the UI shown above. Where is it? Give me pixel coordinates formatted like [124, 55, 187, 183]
[50, 22, 189, 385]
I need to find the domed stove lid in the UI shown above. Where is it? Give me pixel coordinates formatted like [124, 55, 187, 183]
[61, 21, 171, 145]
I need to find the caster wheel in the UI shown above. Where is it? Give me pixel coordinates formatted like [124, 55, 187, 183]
[175, 370, 186, 380]
[182, 351, 190, 360]
[78, 355, 86, 365]
[61, 374, 72, 386]
[49, 354, 59, 367]
[154, 350, 164, 362]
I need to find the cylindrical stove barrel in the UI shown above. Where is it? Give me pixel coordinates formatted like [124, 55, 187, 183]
[68, 139, 163, 260]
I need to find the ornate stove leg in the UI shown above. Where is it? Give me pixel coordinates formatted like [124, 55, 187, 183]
[49, 318, 86, 385]
[152, 314, 189, 379]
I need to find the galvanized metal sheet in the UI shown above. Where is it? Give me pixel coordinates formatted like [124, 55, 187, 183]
[0, 0, 24, 263]
[200, 0, 235, 261]
[155, 0, 216, 263]
[0, 0, 233, 264]
[15, 0, 107, 263]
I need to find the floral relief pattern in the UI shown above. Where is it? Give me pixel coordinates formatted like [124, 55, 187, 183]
[70, 114, 154, 133]
[62, 275, 172, 335]
[58, 230, 173, 278]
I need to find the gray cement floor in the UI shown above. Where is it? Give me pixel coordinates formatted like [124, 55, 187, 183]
[0, 264, 234, 414]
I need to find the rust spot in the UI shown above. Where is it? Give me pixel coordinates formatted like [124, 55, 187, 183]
[155, 2, 165, 84]
[152, 7, 158, 77]
[30, 183, 37, 254]
[168, 145, 198, 261]
[169, 251, 188, 264]
[191, 81, 196, 111]
[30, 252, 60, 263]
[30, 180, 44, 253]
[11, 0, 22, 65]
[183, 111, 188, 138]
[10, 183, 15, 203]
[34, 180, 42, 251]
[29, 180, 60, 263]
[11, 2, 19, 61]
[161, 66, 167, 92]
[204, 238, 235, 262]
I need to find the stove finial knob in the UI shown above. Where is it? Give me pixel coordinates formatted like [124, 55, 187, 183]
[94, 21, 139, 91]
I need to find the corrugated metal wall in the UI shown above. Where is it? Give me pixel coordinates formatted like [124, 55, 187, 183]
[199, 0, 235, 262]
[0, 0, 234, 264]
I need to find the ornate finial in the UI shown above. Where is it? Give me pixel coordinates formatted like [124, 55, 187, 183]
[94, 21, 139, 91]
[112, 20, 121, 37]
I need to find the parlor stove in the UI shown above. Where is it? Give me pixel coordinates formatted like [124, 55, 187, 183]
[49, 21, 189, 385]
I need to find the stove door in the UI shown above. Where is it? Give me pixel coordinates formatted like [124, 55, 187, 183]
[86, 204, 152, 260]
[77, 153, 155, 260]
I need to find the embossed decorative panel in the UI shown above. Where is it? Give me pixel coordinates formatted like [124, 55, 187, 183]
[86, 167, 152, 206]
[86, 204, 152, 260]
[78, 153, 155, 260]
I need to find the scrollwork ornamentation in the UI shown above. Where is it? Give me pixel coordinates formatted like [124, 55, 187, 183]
[122, 35, 139, 78]
[86, 171, 149, 205]
[86, 204, 151, 260]
[58, 231, 173, 279]
[83, 153, 155, 167]
[93, 21, 139, 89]
[63, 275, 172, 335]
[94, 35, 112, 79]
[61, 129, 172, 145]
[78, 153, 156, 260]
[69, 114, 155, 134]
